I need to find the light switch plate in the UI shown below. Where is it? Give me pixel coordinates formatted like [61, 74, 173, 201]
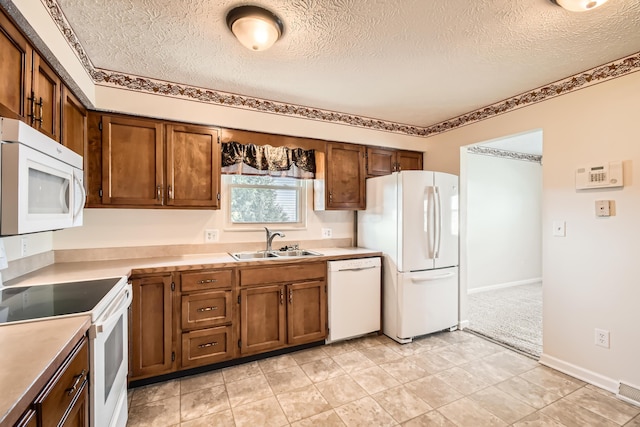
[553, 221, 566, 237]
[0, 240, 8, 270]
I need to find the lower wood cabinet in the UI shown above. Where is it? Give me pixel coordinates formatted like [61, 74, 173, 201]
[181, 326, 233, 368]
[129, 262, 328, 380]
[130, 274, 175, 380]
[239, 263, 327, 355]
[239, 284, 286, 355]
[14, 337, 90, 427]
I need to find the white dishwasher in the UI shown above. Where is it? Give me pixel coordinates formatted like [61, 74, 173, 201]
[327, 257, 381, 343]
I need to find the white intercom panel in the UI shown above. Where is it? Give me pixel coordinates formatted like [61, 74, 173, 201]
[576, 161, 623, 190]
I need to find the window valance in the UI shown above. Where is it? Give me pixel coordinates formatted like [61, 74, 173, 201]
[221, 141, 315, 179]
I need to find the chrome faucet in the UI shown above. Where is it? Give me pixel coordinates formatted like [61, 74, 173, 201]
[264, 227, 285, 252]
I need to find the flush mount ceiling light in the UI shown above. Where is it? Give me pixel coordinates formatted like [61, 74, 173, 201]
[550, 0, 609, 12]
[226, 5, 284, 51]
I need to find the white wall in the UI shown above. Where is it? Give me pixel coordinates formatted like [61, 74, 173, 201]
[54, 184, 354, 249]
[424, 70, 640, 391]
[465, 152, 542, 292]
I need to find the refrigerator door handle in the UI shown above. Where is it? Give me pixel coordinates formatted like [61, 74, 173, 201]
[424, 186, 436, 259]
[410, 272, 456, 282]
[434, 186, 442, 259]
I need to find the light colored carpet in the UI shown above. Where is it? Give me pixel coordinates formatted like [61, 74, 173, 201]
[466, 282, 542, 358]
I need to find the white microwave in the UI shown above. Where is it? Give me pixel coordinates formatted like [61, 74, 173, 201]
[0, 118, 85, 235]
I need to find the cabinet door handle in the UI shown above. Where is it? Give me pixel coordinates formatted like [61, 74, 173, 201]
[279, 289, 284, 305]
[27, 92, 36, 125]
[157, 186, 162, 201]
[329, 191, 333, 202]
[288, 289, 293, 304]
[66, 369, 86, 396]
[197, 279, 218, 284]
[197, 341, 218, 349]
[167, 185, 173, 200]
[37, 97, 44, 127]
[197, 306, 218, 312]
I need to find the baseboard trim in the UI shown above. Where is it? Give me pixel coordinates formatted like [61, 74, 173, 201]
[458, 319, 470, 330]
[539, 353, 618, 393]
[467, 277, 542, 294]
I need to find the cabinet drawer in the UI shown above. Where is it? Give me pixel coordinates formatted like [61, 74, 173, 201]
[35, 337, 89, 427]
[181, 290, 232, 330]
[181, 269, 233, 291]
[240, 262, 326, 286]
[181, 326, 233, 368]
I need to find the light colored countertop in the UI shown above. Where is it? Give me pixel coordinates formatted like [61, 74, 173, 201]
[0, 246, 380, 423]
[7, 247, 381, 286]
[0, 315, 91, 425]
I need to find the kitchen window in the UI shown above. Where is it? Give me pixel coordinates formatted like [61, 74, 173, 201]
[221, 141, 315, 229]
[224, 175, 307, 226]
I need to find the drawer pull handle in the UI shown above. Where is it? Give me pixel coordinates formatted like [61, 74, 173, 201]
[198, 341, 218, 349]
[197, 279, 218, 284]
[197, 306, 218, 312]
[66, 369, 86, 396]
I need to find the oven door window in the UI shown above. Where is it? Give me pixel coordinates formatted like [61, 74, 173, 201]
[103, 316, 123, 401]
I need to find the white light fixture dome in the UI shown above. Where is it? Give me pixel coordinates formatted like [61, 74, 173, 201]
[226, 5, 284, 51]
[551, 0, 609, 12]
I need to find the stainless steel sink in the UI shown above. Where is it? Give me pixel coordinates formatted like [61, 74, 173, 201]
[271, 249, 322, 257]
[229, 249, 322, 261]
[230, 251, 278, 260]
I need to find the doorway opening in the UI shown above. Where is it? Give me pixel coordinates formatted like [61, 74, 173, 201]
[459, 129, 543, 358]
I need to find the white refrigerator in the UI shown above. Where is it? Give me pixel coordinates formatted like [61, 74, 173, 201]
[358, 171, 459, 343]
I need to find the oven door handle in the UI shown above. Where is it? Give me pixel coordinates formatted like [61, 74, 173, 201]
[89, 285, 132, 338]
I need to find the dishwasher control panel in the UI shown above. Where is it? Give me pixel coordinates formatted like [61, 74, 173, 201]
[327, 257, 381, 271]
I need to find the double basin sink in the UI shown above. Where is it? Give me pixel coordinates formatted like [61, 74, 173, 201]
[230, 249, 322, 261]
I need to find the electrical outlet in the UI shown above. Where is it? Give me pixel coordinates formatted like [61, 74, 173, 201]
[321, 228, 332, 239]
[595, 328, 610, 348]
[21, 237, 27, 257]
[204, 229, 219, 243]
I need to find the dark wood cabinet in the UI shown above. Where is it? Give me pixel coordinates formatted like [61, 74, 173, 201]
[61, 87, 87, 157]
[287, 281, 327, 346]
[179, 268, 234, 368]
[31, 54, 61, 142]
[35, 337, 89, 427]
[90, 113, 221, 208]
[366, 146, 423, 177]
[101, 115, 164, 206]
[130, 274, 175, 380]
[239, 284, 286, 355]
[397, 150, 423, 172]
[0, 10, 33, 121]
[166, 124, 220, 208]
[319, 142, 366, 210]
[239, 262, 327, 355]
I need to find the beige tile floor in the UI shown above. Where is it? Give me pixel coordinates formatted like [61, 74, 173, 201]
[126, 331, 640, 426]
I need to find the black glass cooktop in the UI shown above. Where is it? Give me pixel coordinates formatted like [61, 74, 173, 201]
[0, 277, 122, 324]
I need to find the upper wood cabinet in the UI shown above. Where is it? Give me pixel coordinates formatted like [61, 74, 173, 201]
[61, 87, 87, 157]
[366, 146, 423, 177]
[101, 115, 164, 206]
[316, 142, 366, 210]
[1, 11, 83, 150]
[89, 113, 221, 209]
[166, 124, 220, 208]
[0, 10, 33, 121]
[32, 54, 62, 142]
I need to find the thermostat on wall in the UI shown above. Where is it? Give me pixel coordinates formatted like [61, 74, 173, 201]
[576, 161, 623, 190]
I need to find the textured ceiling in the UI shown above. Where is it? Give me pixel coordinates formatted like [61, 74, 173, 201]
[54, 0, 640, 128]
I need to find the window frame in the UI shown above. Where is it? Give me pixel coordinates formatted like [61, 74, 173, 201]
[222, 175, 308, 231]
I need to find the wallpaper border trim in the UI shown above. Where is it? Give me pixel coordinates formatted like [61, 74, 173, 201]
[467, 146, 542, 163]
[40, 0, 640, 138]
